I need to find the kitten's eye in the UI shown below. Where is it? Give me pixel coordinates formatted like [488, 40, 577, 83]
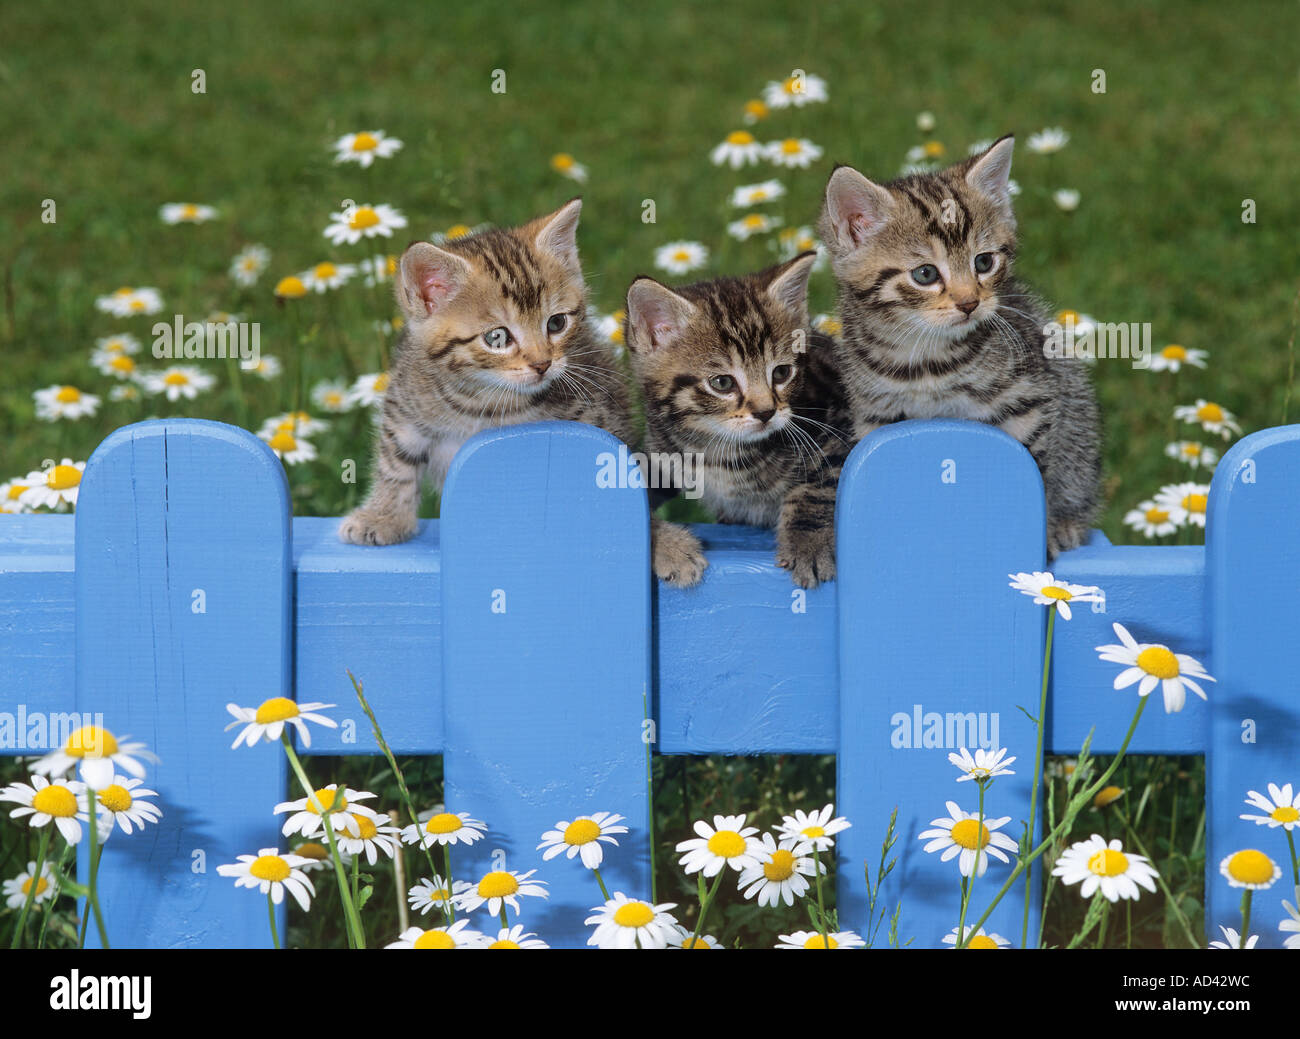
[482, 327, 512, 350]
[708, 374, 736, 394]
[911, 264, 941, 286]
[546, 313, 569, 335]
[974, 253, 996, 274]
[771, 364, 794, 384]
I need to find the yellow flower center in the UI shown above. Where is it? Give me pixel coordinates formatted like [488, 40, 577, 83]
[354, 815, 378, 839]
[32, 785, 78, 818]
[425, 812, 463, 835]
[726, 131, 755, 146]
[1093, 785, 1124, 808]
[1271, 806, 1300, 824]
[821, 319, 842, 335]
[780, 138, 801, 154]
[1040, 586, 1073, 601]
[801, 825, 825, 839]
[923, 140, 946, 157]
[384, 255, 397, 275]
[1162, 345, 1187, 360]
[349, 207, 381, 230]
[610, 327, 624, 344]
[6, 483, 27, 500]
[1197, 403, 1224, 422]
[250, 855, 290, 882]
[1226, 849, 1275, 885]
[672, 249, 691, 262]
[1087, 848, 1129, 877]
[114, 287, 134, 296]
[181, 204, 199, 219]
[967, 935, 999, 949]
[1181, 494, 1207, 514]
[22, 875, 49, 897]
[325, 392, 343, 407]
[612, 902, 655, 928]
[268, 432, 298, 452]
[949, 819, 991, 850]
[313, 262, 337, 279]
[1182, 443, 1202, 457]
[488, 939, 521, 949]
[680, 936, 713, 949]
[254, 696, 300, 723]
[764, 849, 796, 881]
[743, 214, 765, 228]
[782, 77, 800, 94]
[1144, 507, 1170, 524]
[1057, 310, 1080, 324]
[110, 355, 135, 373]
[564, 819, 601, 845]
[445, 224, 472, 239]
[802, 933, 838, 949]
[477, 871, 519, 898]
[744, 100, 768, 119]
[163, 372, 190, 386]
[56, 386, 81, 403]
[707, 830, 747, 858]
[103, 339, 127, 352]
[751, 188, 768, 200]
[129, 299, 146, 311]
[551, 153, 575, 170]
[242, 258, 258, 270]
[351, 132, 379, 152]
[295, 842, 329, 861]
[97, 785, 133, 813]
[373, 372, 390, 392]
[305, 788, 343, 815]
[1136, 646, 1179, 680]
[413, 929, 456, 949]
[47, 465, 82, 491]
[275, 276, 307, 298]
[64, 725, 119, 758]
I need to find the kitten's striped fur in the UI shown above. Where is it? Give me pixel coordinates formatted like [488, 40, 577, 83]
[819, 136, 1101, 555]
[627, 253, 853, 587]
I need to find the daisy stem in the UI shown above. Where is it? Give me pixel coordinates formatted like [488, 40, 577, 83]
[82, 791, 110, 949]
[957, 782, 987, 948]
[1114, 805, 1200, 948]
[813, 847, 828, 946]
[267, 890, 281, 950]
[690, 870, 726, 948]
[643, 686, 657, 905]
[1287, 830, 1299, 889]
[592, 866, 611, 902]
[226, 352, 250, 431]
[9, 825, 50, 949]
[442, 845, 456, 923]
[1095, 898, 1111, 949]
[1239, 890, 1253, 949]
[351, 854, 360, 907]
[1021, 604, 1056, 950]
[499, 907, 509, 932]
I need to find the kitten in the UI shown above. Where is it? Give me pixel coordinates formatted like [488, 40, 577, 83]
[338, 199, 706, 585]
[626, 252, 853, 587]
[818, 136, 1101, 556]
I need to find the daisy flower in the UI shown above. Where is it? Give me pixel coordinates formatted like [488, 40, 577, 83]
[245, 355, 281, 379]
[160, 202, 218, 224]
[333, 130, 403, 167]
[654, 242, 709, 276]
[906, 141, 948, 163]
[737, 832, 820, 907]
[596, 309, 626, 350]
[225, 697, 337, 748]
[676, 814, 764, 876]
[34, 385, 99, 421]
[1219, 849, 1281, 890]
[1052, 834, 1159, 902]
[274, 275, 309, 299]
[3, 861, 57, 910]
[1053, 189, 1080, 211]
[549, 153, 588, 183]
[1281, 897, 1300, 949]
[311, 380, 356, 413]
[323, 203, 407, 246]
[1164, 441, 1219, 470]
[670, 925, 720, 949]
[1209, 925, 1259, 949]
[259, 429, 317, 465]
[775, 929, 865, 949]
[1095, 621, 1215, 714]
[742, 99, 768, 125]
[813, 313, 842, 336]
[775, 804, 851, 854]
[585, 893, 680, 949]
[943, 926, 1010, 948]
[1, 476, 33, 514]
[1027, 127, 1070, 154]
[386, 920, 487, 949]
[94, 777, 162, 838]
[1055, 310, 1098, 338]
[949, 747, 1017, 783]
[766, 137, 823, 169]
[138, 366, 217, 402]
[95, 287, 164, 317]
[0, 775, 88, 845]
[452, 869, 549, 917]
[1241, 783, 1300, 830]
[1008, 571, 1103, 620]
[92, 348, 139, 379]
[359, 253, 398, 286]
[348, 372, 389, 407]
[229, 244, 271, 286]
[730, 180, 786, 207]
[430, 223, 486, 244]
[274, 785, 378, 838]
[1093, 785, 1125, 808]
[401, 810, 487, 850]
[261, 411, 331, 437]
[1153, 482, 1210, 528]
[1174, 400, 1241, 440]
[968, 138, 994, 155]
[537, 811, 628, 869]
[487, 925, 549, 949]
[918, 801, 1018, 877]
[217, 848, 315, 911]
[917, 111, 937, 132]
[776, 226, 825, 267]
[1124, 500, 1179, 538]
[19, 460, 85, 511]
[95, 332, 141, 355]
[300, 261, 357, 293]
[408, 876, 454, 916]
[374, 316, 405, 336]
[1148, 344, 1208, 372]
[710, 131, 765, 169]
[762, 72, 828, 108]
[334, 812, 403, 865]
[32, 725, 155, 790]
[109, 384, 140, 403]
[727, 213, 782, 241]
[290, 842, 332, 872]
[1007, 179, 1022, 197]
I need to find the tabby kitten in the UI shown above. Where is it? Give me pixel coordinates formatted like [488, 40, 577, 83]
[339, 199, 706, 584]
[626, 252, 853, 588]
[818, 136, 1101, 555]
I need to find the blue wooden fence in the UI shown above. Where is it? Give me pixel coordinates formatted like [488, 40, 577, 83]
[1, 417, 1296, 948]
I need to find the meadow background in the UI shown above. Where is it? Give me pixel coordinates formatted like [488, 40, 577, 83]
[0, 0, 1294, 948]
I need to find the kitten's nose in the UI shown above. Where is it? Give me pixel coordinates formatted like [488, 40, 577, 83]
[955, 299, 979, 315]
[752, 407, 776, 424]
[529, 360, 552, 376]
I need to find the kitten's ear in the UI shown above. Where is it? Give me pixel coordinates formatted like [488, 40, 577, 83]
[530, 197, 583, 271]
[966, 135, 1015, 204]
[626, 277, 697, 354]
[764, 251, 818, 322]
[821, 166, 893, 252]
[397, 242, 473, 319]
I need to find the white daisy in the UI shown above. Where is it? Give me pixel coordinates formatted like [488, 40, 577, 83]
[401, 810, 487, 850]
[727, 213, 782, 241]
[1174, 399, 1241, 440]
[943, 925, 1010, 948]
[1209, 925, 1259, 949]
[906, 142, 948, 163]
[949, 747, 1017, 783]
[917, 111, 937, 132]
[0, 775, 89, 845]
[487, 925, 549, 949]
[289, 842, 332, 872]
[967, 138, 994, 155]
[311, 380, 357, 413]
[229, 244, 271, 287]
[1219, 849, 1281, 891]
[1095, 621, 1215, 714]
[333, 130, 403, 167]
[452, 869, 549, 918]
[274, 275, 309, 299]
[1124, 499, 1179, 539]
[775, 929, 865, 949]
[1053, 189, 1080, 211]
[18, 460, 85, 511]
[94, 777, 162, 838]
[669, 925, 721, 949]
[3, 861, 57, 910]
[595, 310, 626, 352]
[323, 203, 407, 246]
[95, 287, 164, 317]
[537, 811, 628, 870]
[109, 384, 140, 403]
[160, 202, 218, 224]
[737, 832, 820, 907]
[217, 848, 315, 911]
[0, 476, 34, 514]
[1164, 441, 1219, 470]
[1007, 179, 1022, 197]
[742, 99, 768, 125]
[273, 785, 378, 838]
[776, 226, 825, 267]
[775, 804, 851, 854]
[761, 72, 828, 109]
[676, 814, 764, 876]
[386, 920, 487, 949]
[813, 313, 841, 336]
[359, 253, 399, 286]
[260, 411, 331, 437]
[408, 876, 455, 916]
[225, 697, 337, 748]
[348, 372, 389, 407]
[1027, 127, 1070, 154]
[585, 893, 680, 949]
[430, 222, 486, 245]
[91, 348, 140, 379]
[1008, 571, 1103, 620]
[765, 137, 823, 169]
[1052, 834, 1159, 902]
[33, 385, 100, 421]
[138, 366, 217, 402]
[1148, 344, 1208, 372]
[244, 355, 281, 379]
[300, 260, 357, 293]
[258, 429, 316, 466]
[32, 725, 156, 790]
[549, 153, 588, 182]
[1241, 783, 1300, 830]
[653, 242, 710, 276]
[918, 800, 1018, 877]
[730, 180, 787, 207]
[710, 131, 765, 169]
[1282, 897, 1300, 949]
[1153, 482, 1210, 528]
[94, 333, 142, 355]
[334, 812, 403, 865]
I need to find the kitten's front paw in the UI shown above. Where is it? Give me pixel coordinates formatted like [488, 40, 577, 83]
[776, 525, 836, 589]
[338, 507, 418, 546]
[1047, 517, 1091, 559]
[652, 520, 708, 587]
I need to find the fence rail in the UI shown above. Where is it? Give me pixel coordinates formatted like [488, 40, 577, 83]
[1, 417, 1296, 948]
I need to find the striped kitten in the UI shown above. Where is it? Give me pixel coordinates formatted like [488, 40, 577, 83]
[339, 199, 706, 583]
[626, 253, 853, 587]
[819, 136, 1101, 555]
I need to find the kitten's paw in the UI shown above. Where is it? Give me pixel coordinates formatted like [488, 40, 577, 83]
[652, 521, 708, 587]
[338, 508, 418, 546]
[776, 526, 836, 589]
[1047, 517, 1091, 559]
